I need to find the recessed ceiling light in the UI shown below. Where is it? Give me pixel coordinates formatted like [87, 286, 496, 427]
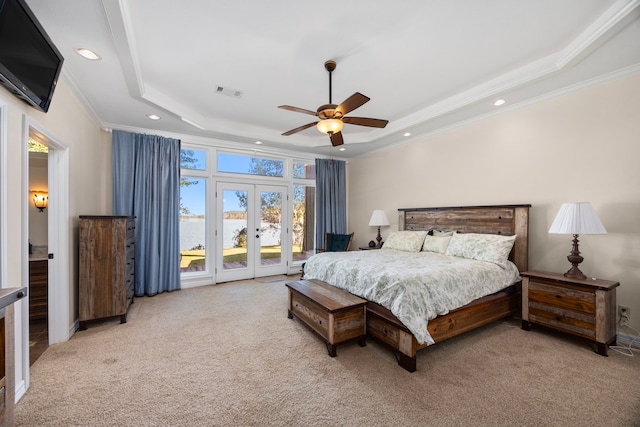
[255, 141, 263, 145]
[146, 114, 161, 120]
[75, 48, 101, 60]
[403, 132, 412, 137]
[339, 147, 347, 151]
[493, 99, 506, 106]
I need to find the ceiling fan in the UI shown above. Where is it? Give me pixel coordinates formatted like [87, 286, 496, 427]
[278, 60, 389, 147]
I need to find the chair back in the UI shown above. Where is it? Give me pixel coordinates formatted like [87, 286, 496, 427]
[324, 232, 354, 252]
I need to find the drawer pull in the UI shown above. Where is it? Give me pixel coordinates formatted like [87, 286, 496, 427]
[555, 295, 562, 299]
[556, 316, 562, 321]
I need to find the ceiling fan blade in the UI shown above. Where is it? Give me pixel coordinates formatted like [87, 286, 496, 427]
[278, 105, 317, 116]
[335, 92, 370, 117]
[342, 117, 389, 128]
[282, 122, 318, 136]
[330, 132, 344, 147]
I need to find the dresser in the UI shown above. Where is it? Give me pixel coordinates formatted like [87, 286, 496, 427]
[521, 270, 619, 356]
[78, 216, 135, 330]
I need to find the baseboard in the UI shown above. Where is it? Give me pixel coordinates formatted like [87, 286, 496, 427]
[616, 330, 640, 349]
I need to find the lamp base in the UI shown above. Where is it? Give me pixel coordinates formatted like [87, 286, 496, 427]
[564, 234, 587, 280]
[563, 267, 587, 281]
[375, 226, 383, 249]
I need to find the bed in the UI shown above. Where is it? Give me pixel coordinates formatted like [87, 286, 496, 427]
[303, 204, 530, 371]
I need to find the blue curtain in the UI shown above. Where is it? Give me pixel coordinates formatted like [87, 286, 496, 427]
[315, 159, 347, 249]
[112, 130, 181, 296]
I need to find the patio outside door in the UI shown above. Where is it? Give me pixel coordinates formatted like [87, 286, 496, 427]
[216, 182, 288, 282]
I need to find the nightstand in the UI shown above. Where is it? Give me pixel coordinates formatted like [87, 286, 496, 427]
[521, 270, 619, 356]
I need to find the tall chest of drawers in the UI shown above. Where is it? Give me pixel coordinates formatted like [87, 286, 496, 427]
[521, 270, 619, 356]
[78, 216, 135, 330]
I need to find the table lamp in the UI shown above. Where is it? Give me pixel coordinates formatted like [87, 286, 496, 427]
[548, 202, 606, 280]
[368, 210, 390, 249]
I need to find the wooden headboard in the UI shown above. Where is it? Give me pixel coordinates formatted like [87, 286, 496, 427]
[398, 204, 531, 272]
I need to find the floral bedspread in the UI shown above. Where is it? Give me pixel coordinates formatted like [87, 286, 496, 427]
[303, 249, 521, 345]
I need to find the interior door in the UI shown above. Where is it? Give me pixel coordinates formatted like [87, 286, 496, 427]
[216, 183, 288, 282]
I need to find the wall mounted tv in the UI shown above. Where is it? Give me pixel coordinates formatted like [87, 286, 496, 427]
[0, 0, 64, 112]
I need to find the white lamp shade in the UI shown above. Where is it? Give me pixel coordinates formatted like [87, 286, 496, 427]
[368, 210, 390, 227]
[548, 202, 607, 235]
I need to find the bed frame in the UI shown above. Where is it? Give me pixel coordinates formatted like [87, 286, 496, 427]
[366, 204, 530, 372]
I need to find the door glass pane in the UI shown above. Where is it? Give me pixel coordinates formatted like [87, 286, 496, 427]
[292, 185, 315, 262]
[259, 191, 282, 266]
[180, 177, 206, 272]
[223, 189, 248, 270]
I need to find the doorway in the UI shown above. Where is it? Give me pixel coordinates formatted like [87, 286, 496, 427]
[216, 182, 289, 282]
[22, 118, 70, 389]
[27, 136, 49, 365]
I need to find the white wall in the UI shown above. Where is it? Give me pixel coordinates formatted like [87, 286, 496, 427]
[1, 75, 109, 398]
[348, 73, 640, 331]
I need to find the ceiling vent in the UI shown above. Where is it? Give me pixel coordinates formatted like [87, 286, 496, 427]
[215, 85, 243, 98]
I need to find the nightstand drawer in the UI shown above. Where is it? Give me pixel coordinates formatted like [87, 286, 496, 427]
[528, 304, 596, 339]
[528, 280, 595, 314]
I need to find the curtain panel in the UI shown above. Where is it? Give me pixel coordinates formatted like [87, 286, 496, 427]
[112, 130, 181, 296]
[315, 159, 347, 249]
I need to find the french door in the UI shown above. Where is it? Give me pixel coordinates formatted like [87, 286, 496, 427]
[216, 182, 289, 282]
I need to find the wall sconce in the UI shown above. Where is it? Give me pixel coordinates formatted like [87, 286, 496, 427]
[32, 191, 48, 212]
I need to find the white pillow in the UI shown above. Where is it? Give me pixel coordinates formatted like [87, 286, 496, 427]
[444, 232, 516, 268]
[421, 235, 452, 253]
[382, 231, 428, 252]
[432, 230, 454, 237]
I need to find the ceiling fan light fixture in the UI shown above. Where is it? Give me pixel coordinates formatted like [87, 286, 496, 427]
[316, 119, 343, 134]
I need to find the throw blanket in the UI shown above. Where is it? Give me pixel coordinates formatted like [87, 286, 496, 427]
[303, 249, 521, 345]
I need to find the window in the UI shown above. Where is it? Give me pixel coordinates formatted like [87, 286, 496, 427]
[181, 148, 206, 170]
[292, 160, 316, 262]
[180, 148, 208, 273]
[293, 161, 315, 179]
[292, 184, 315, 262]
[217, 152, 284, 177]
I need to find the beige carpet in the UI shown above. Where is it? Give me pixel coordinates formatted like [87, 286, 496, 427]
[16, 277, 640, 426]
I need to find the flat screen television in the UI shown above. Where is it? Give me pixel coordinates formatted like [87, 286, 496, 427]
[0, 0, 64, 112]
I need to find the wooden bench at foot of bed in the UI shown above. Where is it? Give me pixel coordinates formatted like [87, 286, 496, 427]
[366, 289, 519, 372]
[287, 279, 367, 357]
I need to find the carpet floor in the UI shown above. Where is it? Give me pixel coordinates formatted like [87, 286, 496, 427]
[15, 276, 640, 426]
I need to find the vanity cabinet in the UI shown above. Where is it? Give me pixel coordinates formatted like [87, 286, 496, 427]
[28, 259, 48, 321]
[78, 216, 135, 330]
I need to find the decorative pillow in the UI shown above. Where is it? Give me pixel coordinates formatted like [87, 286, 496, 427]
[421, 235, 452, 253]
[381, 231, 428, 252]
[444, 233, 517, 268]
[432, 230, 455, 237]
